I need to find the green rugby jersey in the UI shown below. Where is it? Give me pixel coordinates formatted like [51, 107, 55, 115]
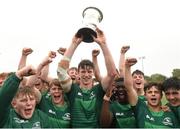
[2, 109, 63, 128]
[110, 101, 136, 128]
[0, 73, 63, 128]
[139, 95, 146, 101]
[167, 103, 180, 122]
[37, 92, 70, 128]
[66, 83, 105, 128]
[132, 98, 180, 128]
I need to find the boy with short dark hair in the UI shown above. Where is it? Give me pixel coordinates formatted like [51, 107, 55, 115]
[57, 28, 117, 128]
[162, 77, 180, 122]
[124, 58, 180, 128]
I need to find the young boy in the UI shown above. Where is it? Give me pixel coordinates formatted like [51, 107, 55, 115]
[124, 58, 179, 128]
[0, 66, 64, 128]
[37, 78, 70, 128]
[57, 28, 116, 128]
[162, 77, 180, 122]
[100, 77, 136, 128]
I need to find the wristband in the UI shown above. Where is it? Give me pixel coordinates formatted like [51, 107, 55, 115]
[57, 67, 69, 81]
[62, 56, 71, 62]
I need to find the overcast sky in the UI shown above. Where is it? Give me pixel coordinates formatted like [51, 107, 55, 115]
[0, 0, 180, 78]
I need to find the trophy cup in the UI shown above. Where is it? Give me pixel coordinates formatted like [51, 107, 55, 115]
[77, 7, 103, 43]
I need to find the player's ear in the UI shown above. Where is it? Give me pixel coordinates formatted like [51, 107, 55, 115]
[11, 99, 17, 109]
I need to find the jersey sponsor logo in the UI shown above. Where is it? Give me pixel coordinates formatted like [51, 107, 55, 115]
[78, 92, 82, 96]
[162, 117, 173, 126]
[14, 117, 29, 123]
[116, 112, 124, 116]
[146, 114, 154, 121]
[48, 109, 56, 115]
[32, 122, 41, 128]
[62, 113, 71, 121]
[116, 112, 134, 117]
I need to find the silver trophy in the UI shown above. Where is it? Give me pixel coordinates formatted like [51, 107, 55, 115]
[77, 7, 103, 43]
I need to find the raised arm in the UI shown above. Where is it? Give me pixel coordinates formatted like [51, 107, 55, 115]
[39, 51, 56, 83]
[100, 84, 114, 127]
[92, 49, 102, 82]
[26, 51, 54, 93]
[18, 48, 33, 87]
[18, 47, 33, 70]
[57, 34, 83, 92]
[124, 58, 138, 106]
[93, 28, 117, 91]
[36, 51, 55, 76]
[119, 45, 130, 78]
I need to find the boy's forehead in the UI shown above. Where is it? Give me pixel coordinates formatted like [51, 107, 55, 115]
[51, 84, 63, 90]
[69, 69, 76, 72]
[115, 85, 125, 90]
[146, 86, 160, 91]
[16, 93, 35, 99]
[133, 74, 143, 77]
[79, 66, 94, 70]
[165, 88, 180, 92]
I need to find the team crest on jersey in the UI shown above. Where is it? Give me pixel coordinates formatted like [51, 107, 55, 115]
[62, 113, 71, 120]
[162, 117, 173, 126]
[90, 91, 95, 99]
[32, 122, 41, 129]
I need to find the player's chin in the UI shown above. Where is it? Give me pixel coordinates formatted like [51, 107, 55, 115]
[22, 110, 34, 119]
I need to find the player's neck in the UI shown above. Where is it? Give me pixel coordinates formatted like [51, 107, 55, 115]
[55, 99, 65, 106]
[80, 82, 93, 90]
[148, 104, 161, 112]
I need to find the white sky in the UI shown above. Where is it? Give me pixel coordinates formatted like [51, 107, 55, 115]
[0, 0, 180, 78]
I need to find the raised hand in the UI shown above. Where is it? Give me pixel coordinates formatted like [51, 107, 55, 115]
[121, 45, 130, 54]
[40, 51, 55, 68]
[48, 51, 56, 59]
[36, 51, 55, 75]
[93, 27, 106, 45]
[92, 49, 100, 57]
[22, 48, 33, 56]
[125, 58, 137, 67]
[72, 33, 83, 45]
[161, 105, 171, 112]
[57, 47, 67, 55]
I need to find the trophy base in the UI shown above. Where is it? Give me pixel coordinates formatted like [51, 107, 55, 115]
[76, 27, 97, 43]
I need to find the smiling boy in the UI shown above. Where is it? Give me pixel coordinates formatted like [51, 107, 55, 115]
[124, 58, 180, 128]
